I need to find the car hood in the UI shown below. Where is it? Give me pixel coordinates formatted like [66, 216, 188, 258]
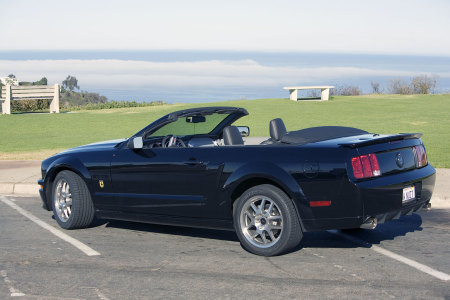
[58, 139, 126, 154]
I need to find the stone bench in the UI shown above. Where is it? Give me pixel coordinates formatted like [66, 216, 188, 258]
[1, 84, 60, 114]
[283, 86, 335, 101]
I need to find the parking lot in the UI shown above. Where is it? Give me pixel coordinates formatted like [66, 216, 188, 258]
[1, 195, 449, 299]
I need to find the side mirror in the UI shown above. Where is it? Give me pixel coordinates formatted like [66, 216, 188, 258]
[127, 137, 143, 149]
[237, 126, 250, 137]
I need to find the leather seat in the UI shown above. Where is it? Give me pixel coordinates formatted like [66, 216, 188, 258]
[269, 118, 287, 141]
[223, 126, 244, 145]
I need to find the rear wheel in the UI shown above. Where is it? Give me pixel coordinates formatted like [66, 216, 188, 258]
[233, 184, 302, 256]
[52, 170, 95, 229]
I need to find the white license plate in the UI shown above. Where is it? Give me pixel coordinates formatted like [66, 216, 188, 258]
[402, 186, 415, 203]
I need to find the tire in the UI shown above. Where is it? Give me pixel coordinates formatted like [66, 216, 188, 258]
[52, 170, 95, 229]
[233, 184, 303, 256]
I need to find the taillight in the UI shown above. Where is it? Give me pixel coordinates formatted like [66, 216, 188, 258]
[351, 153, 381, 179]
[414, 144, 428, 168]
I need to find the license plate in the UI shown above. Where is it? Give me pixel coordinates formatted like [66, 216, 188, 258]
[402, 186, 415, 203]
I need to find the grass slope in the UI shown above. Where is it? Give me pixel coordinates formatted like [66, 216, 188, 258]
[0, 94, 449, 167]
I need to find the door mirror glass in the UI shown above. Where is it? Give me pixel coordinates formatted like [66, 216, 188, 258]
[127, 136, 143, 149]
[237, 126, 250, 137]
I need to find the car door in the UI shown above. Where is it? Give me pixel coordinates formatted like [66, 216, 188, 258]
[110, 145, 222, 218]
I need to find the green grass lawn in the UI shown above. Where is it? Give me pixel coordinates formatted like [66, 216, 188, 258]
[1, 94, 449, 167]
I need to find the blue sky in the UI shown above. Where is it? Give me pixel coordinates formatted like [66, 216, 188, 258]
[1, 0, 449, 101]
[1, 0, 449, 55]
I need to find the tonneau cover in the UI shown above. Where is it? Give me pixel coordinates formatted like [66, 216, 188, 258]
[281, 126, 368, 145]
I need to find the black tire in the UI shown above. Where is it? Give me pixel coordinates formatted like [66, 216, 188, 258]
[52, 170, 95, 229]
[233, 184, 302, 256]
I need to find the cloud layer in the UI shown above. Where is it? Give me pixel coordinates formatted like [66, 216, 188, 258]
[1, 59, 448, 90]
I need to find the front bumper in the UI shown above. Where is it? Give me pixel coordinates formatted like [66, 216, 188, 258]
[38, 178, 50, 211]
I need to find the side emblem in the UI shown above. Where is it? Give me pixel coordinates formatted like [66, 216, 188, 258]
[99, 180, 104, 188]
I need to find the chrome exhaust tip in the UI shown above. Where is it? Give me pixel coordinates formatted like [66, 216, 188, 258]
[360, 218, 377, 230]
[423, 202, 431, 211]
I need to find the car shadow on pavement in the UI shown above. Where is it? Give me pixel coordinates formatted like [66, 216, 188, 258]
[104, 220, 240, 242]
[341, 213, 424, 245]
[293, 213, 424, 253]
[102, 213, 425, 252]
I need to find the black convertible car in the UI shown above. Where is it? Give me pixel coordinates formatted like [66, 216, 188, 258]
[39, 106, 436, 256]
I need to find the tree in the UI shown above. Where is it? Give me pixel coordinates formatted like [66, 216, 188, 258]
[411, 75, 437, 94]
[62, 75, 79, 91]
[371, 81, 381, 93]
[34, 77, 48, 85]
[3, 75, 18, 85]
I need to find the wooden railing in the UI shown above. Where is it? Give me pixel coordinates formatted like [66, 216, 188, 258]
[1, 84, 60, 114]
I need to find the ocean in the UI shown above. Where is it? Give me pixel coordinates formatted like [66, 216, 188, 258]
[1, 51, 449, 103]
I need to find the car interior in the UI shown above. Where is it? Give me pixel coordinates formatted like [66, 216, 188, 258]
[142, 116, 288, 148]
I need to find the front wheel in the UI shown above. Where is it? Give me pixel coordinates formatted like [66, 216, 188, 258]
[52, 170, 95, 229]
[233, 184, 303, 256]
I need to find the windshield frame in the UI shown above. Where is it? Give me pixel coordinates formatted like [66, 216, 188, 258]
[131, 106, 249, 140]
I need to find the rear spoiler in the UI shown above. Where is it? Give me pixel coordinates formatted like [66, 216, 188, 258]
[339, 133, 422, 149]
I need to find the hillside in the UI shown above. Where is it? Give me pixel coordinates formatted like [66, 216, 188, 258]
[0, 94, 449, 167]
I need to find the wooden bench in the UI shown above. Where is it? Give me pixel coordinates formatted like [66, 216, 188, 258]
[283, 86, 335, 101]
[1, 84, 60, 114]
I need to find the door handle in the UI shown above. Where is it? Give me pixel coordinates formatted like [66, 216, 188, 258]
[183, 158, 204, 166]
[183, 161, 204, 166]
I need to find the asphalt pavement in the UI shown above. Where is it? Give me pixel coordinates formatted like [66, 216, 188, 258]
[0, 195, 449, 299]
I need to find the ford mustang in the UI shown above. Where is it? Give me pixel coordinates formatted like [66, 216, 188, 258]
[38, 106, 436, 256]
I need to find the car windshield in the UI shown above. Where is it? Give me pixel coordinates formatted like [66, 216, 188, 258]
[149, 113, 229, 137]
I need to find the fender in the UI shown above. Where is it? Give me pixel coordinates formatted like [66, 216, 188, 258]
[42, 156, 92, 209]
[223, 161, 303, 197]
[46, 156, 91, 183]
[222, 161, 309, 221]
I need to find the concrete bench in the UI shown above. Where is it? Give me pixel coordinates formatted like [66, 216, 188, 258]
[283, 86, 335, 101]
[1, 84, 60, 114]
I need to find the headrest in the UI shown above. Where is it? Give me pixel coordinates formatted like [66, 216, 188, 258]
[269, 118, 287, 141]
[223, 126, 244, 145]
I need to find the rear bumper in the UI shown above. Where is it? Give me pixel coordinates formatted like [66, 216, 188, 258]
[357, 164, 436, 218]
[300, 165, 436, 231]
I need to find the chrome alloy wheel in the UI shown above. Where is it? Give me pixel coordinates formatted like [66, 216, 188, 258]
[54, 179, 72, 222]
[240, 196, 283, 248]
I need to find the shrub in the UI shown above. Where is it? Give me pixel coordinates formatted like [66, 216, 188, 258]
[388, 75, 438, 94]
[61, 90, 108, 107]
[11, 99, 50, 112]
[388, 78, 413, 94]
[331, 85, 362, 96]
[69, 100, 165, 111]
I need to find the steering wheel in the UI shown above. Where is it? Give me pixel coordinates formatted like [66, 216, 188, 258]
[162, 135, 186, 148]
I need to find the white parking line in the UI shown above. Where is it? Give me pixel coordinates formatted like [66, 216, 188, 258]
[331, 230, 450, 281]
[1, 270, 25, 297]
[0, 196, 100, 257]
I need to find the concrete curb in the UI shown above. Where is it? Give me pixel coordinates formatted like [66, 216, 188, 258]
[429, 197, 449, 209]
[0, 183, 39, 196]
